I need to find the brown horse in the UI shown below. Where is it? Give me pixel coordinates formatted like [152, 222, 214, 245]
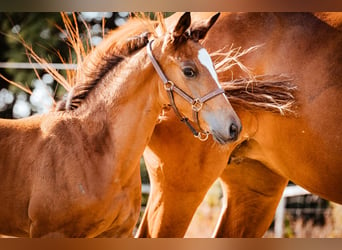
[0, 13, 241, 237]
[137, 12, 342, 237]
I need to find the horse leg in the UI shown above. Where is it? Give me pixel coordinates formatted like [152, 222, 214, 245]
[213, 157, 288, 237]
[137, 166, 209, 237]
[136, 112, 231, 237]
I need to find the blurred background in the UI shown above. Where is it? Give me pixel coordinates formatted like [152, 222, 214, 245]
[0, 12, 130, 119]
[0, 12, 341, 238]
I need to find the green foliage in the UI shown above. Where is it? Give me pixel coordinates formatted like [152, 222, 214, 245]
[0, 12, 121, 118]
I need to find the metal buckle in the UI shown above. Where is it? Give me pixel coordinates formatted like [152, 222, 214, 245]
[164, 80, 174, 91]
[195, 131, 209, 141]
[192, 98, 203, 112]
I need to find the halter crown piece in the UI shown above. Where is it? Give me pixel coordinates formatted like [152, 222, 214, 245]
[147, 40, 225, 141]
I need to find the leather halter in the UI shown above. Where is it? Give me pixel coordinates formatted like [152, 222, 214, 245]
[146, 40, 225, 141]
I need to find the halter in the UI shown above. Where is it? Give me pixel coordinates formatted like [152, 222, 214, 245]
[147, 40, 225, 141]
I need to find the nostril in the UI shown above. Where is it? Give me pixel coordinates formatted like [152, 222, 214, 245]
[229, 123, 239, 140]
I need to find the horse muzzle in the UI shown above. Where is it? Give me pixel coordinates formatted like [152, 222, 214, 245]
[212, 121, 241, 144]
[203, 111, 242, 145]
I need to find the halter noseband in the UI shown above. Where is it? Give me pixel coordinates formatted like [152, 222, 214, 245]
[146, 40, 225, 141]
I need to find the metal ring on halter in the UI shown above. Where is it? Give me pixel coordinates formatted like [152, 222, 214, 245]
[164, 80, 174, 91]
[195, 131, 209, 141]
[191, 99, 203, 112]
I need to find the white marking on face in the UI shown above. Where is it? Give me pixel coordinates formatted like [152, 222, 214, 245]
[198, 48, 221, 89]
[198, 48, 229, 104]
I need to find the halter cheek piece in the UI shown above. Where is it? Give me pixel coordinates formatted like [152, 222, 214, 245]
[147, 40, 225, 141]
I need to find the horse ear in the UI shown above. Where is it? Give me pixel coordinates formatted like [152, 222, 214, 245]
[190, 12, 220, 42]
[172, 12, 191, 45]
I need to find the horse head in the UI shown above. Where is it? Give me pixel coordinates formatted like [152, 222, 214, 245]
[148, 12, 241, 144]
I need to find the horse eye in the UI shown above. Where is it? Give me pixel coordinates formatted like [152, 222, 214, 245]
[183, 67, 196, 78]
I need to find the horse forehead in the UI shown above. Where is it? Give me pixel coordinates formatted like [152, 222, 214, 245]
[172, 45, 220, 85]
[197, 48, 219, 83]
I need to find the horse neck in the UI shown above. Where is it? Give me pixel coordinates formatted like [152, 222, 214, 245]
[72, 49, 163, 173]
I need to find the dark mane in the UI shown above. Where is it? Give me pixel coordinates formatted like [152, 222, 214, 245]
[210, 46, 297, 116]
[56, 19, 155, 111]
[60, 55, 124, 111]
[222, 75, 297, 115]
